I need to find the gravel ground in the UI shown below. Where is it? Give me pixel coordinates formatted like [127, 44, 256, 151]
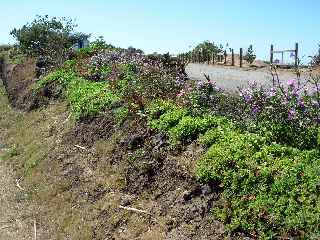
[186, 63, 310, 91]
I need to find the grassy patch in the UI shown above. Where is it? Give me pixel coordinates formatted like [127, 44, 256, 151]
[67, 78, 120, 119]
[0, 146, 19, 161]
[34, 69, 76, 91]
[36, 68, 120, 119]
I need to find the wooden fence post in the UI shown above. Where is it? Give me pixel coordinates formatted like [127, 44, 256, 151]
[240, 48, 243, 67]
[270, 44, 274, 64]
[231, 49, 234, 66]
[295, 42, 299, 67]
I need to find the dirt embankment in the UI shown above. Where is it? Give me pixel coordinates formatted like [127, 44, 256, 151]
[1, 59, 39, 110]
[0, 63, 246, 239]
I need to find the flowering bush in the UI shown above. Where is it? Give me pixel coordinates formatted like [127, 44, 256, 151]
[238, 73, 320, 149]
[178, 74, 224, 114]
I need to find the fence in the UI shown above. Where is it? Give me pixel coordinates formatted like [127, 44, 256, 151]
[270, 43, 298, 67]
[179, 43, 300, 68]
[179, 47, 245, 67]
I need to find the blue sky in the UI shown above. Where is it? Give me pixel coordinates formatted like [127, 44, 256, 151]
[0, 0, 319, 61]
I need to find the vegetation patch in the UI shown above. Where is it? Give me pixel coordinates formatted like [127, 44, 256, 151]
[197, 131, 320, 238]
[67, 78, 120, 119]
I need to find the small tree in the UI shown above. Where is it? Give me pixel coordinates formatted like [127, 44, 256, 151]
[10, 15, 88, 67]
[192, 41, 223, 62]
[244, 45, 256, 64]
[310, 44, 320, 66]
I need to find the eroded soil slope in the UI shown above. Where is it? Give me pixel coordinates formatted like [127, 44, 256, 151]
[0, 65, 240, 239]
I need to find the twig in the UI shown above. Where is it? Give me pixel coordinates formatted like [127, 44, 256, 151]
[34, 219, 37, 240]
[74, 145, 86, 150]
[63, 113, 72, 124]
[119, 205, 150, 215]
[0, 225, 12, 230]
[15, 178, 25, 191]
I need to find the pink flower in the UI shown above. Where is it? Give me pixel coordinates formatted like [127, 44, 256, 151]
[177, 90, 185, 98]
[287, 79, 295, 87]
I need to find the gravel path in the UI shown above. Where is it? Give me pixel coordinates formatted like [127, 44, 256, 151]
[186, 63, 308, 91]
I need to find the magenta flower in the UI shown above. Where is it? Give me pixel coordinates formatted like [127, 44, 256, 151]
[287, 79, 295, 87]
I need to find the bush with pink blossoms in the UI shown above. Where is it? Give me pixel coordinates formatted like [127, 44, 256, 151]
[238, 73, 320, 149]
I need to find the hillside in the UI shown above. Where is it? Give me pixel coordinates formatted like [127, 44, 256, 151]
[0, 53, 227, 239]
[1, 41, 320, 240]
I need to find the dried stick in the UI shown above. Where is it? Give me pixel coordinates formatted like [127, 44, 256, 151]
[119, 205, 150, 215]
[15, 178, 25, 191]
[34, 219, 37, 240]
[74, 145, 86, 150]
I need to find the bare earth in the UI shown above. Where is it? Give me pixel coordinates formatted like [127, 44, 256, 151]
[186, 63, 311, 91]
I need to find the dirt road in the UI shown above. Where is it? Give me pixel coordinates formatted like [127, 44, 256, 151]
[186, 63, 310, 91]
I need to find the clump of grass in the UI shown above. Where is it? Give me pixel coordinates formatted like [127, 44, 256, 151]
[1, 146, 19, 161]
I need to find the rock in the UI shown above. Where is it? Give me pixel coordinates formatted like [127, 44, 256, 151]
[127, 134, 144, 150]
[120, 194, 136, 206]
[201, 184, 212, 195]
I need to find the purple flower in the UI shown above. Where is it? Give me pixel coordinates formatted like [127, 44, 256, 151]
[287, 79, 295, 87]
[251, 106, 260, 115]
[215, 86, 224, 92]
[268, 88, 276, 97]
[288, 108, 296, 120]
[197, 80, 204, 87]
[241, 94, 252, 103]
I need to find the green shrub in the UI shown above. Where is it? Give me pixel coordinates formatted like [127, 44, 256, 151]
[146, 101, 231, 143]
[67, 78, 120, 119]
[198, 123, 236, 147]
[146, 100, 180, 121]
[10, 15, 89, 67]
[197, 131, 320, 239]
[149, 108, 187, 131]
[77, 47, 95, 57]
[168, 114, 222, 143]
[35, 69, 76, 91]
[113, 106, 129, 125]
